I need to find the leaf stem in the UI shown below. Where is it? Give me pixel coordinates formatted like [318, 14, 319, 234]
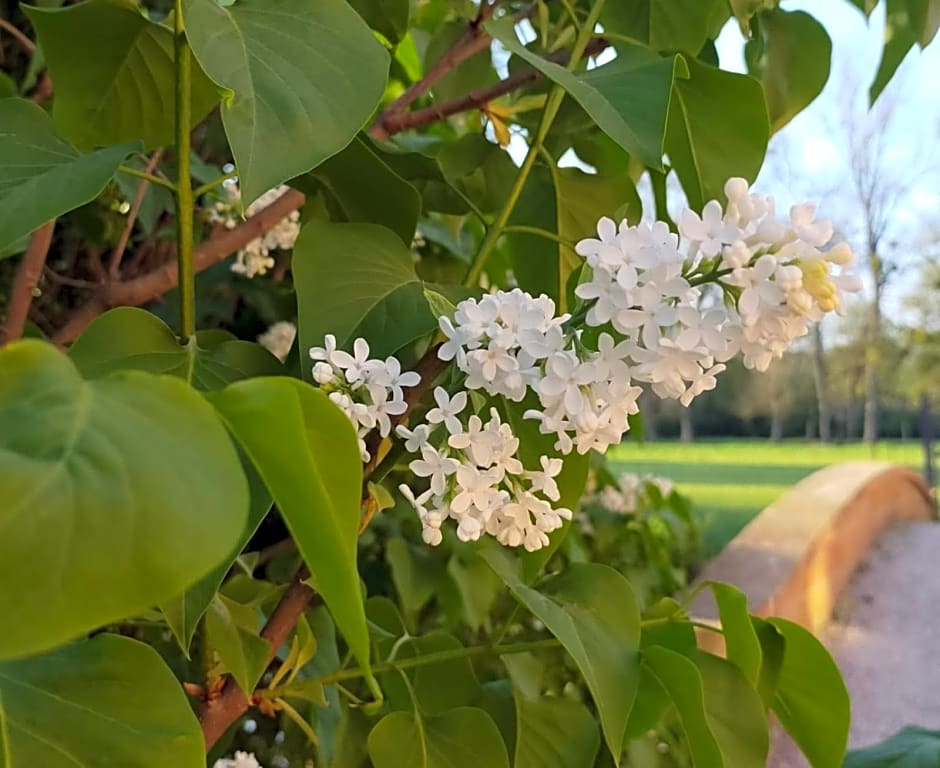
[502, 224, 575, 247]
[462, 0, 608, 287]
[173, 0, 196, 339]
[193, 171, 239, 199]
[118, 165, 177, 192]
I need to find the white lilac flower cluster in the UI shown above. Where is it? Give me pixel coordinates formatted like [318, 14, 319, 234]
[213, 752, 262, 768]
[589, 472, 675, 516]
[396, 387, 571, 551]
[257, 321, 297, 362]
[438, 178, 860, 455]
[208, 183, 300, 278]
[309, 335, 420, 462]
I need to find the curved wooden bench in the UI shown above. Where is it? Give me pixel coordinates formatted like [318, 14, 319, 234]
[690, 461, 934, 637]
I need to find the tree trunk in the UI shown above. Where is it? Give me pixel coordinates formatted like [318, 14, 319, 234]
[770, 410, 784, 442]
[641, 392, 659, 441]
[811, 324, 831, 442]
[863, 252, 883, 444]
[679, 405, 694, 443]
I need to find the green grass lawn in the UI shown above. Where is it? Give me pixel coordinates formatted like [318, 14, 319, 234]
[608, 440, 925, 556]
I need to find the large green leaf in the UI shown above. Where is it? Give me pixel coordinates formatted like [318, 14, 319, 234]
[348, 0, 410, 43]
[692, 651, 769, 768]
[751, 617, 785, 707]
[182, 0, 389, 204]
[768, 618, 850, 768]
[0, 340, 248, 659]
[210, 377, 376, 692]
[600, 0, 730, 54]
[844, 726, 940, 767]
[293, 220, 436, 363]
[506, 164, 640, 312]
[709, 582, 761, 687]
[643, 646, 723, 767]
[486, 20, 684, 170]
[68, 307, 283, 387]
[514, 695, 600, 768]
[301, 135, 421, 244]
[870, 0, 940, 103]
[745, 9, 832, 132]
[665, 58, 770, 209]
[0, 98, 139, 253]
[368, 707, 510, 768]
[25, 0, 219, 150]
[0, 634, 203, 766]
[482, 551, 640, 758]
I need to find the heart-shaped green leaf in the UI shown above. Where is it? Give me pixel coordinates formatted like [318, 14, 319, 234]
[25, 0, 220, 150]
[0, 634, 204, 766]
[182, 0, 390, 204]
[0, 340, 248, 659]
[0, 98, 139, 253]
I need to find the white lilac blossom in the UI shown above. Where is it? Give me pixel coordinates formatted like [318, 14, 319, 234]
[213, 752, 263, 768]
[309, 335, 420, 462]
[589, 472, 675, 516]
[209, 182, 300, 278]
[257, 321, 296, 362]
[396, 389, 572, 551]
[439, 178, 860, 455]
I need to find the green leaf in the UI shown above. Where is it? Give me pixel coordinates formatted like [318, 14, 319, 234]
[666, 58, 770, 209]
[746, 9, 832, 132]
[600, 0, 730, 54]
[486, 20, 684, 169]
[205, 593, 271, 693]
[482, 551, 640, 758]
[389, 634, 482, 715]
[0, 340, 248, 659]
[0, 98, 139, 253]
[844, 726, 940, 767]
[708, 582, 761, 687]
[643, 645, 723, 768]
[691, 650, 769, 768]
[69, 307, 283, 387]
[302, 135, 421, 244]
[210, 377, 376, 693]
[368, 707, 510, 768]
[0, 72, 16, 99]
[0, 634, 203, 766]
[500, 394, 590, 581]
[870, 0, 940, 103]
[751, 617, 785, 707]
[507, 165, 640, 311]
[348, 0, 410, 43]
[514, 695, 600, 768]
[386, 538, 445, 627]
[436, 133, 518, 213]
[160, 458, 272, 654]
[25, 0, 219, 150]
[182, 0, 390, 204]
[293, 220, 436, 363]
[446, 551, 503, 632]
[768, 618, 849, 768]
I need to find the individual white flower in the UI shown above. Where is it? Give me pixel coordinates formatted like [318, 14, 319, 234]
[679, 200, 732, 257]
[538, 351, 595, 415]
[396, 423, 432, 452]
[680, 363, 726, 406]
[526, 456, 563, 501]
[332, 337, 372, 385]
[425, 387, 468, 434]
[410, 445, 460, 495]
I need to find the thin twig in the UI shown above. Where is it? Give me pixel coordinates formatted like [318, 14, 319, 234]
[109, 151, 163, 279]
[0, 221, 55, 347]
[43, 267, 97, 289]
[0, 18, 36, 54]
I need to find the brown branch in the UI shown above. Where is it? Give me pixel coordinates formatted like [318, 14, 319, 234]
[199, 342, 452, 751]
[372, 38, 609, 138]
[371, 0, 503, 135]
[52, 188, 305, 345]
[0, 221, 55, 347]
[0, 18, 36, 54]
[109, 151, 163, 279]
[200, 571, 316, 749]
